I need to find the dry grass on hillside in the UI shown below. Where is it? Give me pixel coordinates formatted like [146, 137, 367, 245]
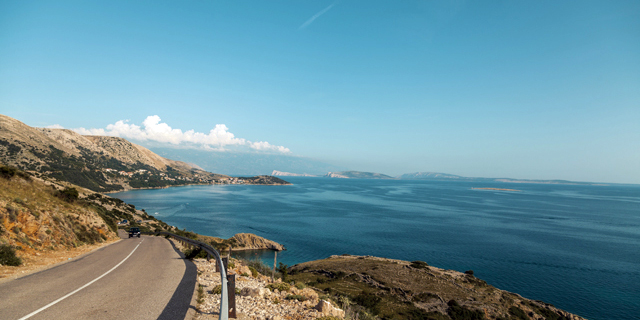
[0, 169, 119, 274]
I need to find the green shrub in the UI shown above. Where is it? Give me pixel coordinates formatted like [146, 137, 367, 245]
[242, 258, 272, 277]
[56, 187, 79, 203]
[210, 284, 240, 295]
[508, 306, 529, 320]
[354, 292, 382, 310]
[266, 282, 291, 292]
[465, 270, 474, 276]
[278, 262, 288, 282]
[197, 285, 205, 304]
[249, 266, 258, 278]
[0, 244, 22, 266]
[0, 165, 29, 180]
[285, 294, 307, 301]
[413, 292, 440, 303]
[184, 247, 208, 260]
[211, 284, 222, 294]
[410, 260, 429, 269]
[0, 165, 18, 179]
[447, 300, 486, 320]
[295, 282, 306, 289]
[6, 206, 18, 222]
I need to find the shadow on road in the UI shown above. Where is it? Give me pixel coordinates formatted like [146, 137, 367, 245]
[157, 238, 198, 320]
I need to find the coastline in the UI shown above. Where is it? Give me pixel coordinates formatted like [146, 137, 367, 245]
[104, 179, 292, 194]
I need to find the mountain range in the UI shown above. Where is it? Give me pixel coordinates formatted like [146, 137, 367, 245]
[0, 115, 288, 192]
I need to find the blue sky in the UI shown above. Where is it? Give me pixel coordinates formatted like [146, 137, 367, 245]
[1, 1, 639, 183]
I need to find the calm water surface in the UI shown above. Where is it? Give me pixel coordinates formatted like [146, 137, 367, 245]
[112, 178, 640, 320]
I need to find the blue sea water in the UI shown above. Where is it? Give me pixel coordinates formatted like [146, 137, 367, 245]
[112, 177, 640, 320]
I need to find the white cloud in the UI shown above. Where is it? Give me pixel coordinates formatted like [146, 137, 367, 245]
[46, 124, 65, 129]
[66, 115, 291, 154]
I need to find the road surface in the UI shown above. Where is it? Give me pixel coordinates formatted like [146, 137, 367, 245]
[0, 232, 197, 320]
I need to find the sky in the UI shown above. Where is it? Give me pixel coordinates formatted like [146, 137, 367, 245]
[1, 1, 639, 184]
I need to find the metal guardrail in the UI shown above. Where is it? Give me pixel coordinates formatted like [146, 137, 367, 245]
[144, 231, 230, 320]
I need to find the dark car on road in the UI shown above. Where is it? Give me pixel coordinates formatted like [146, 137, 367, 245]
[128, 227, 141, 238]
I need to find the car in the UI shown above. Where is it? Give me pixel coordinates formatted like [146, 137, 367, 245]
[128, 227, 141, 238]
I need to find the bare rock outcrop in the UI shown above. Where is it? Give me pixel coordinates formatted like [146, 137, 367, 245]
[231, 233, 285, 251]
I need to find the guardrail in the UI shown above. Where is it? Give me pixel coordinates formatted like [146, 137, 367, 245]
[144, 231, 231, 320]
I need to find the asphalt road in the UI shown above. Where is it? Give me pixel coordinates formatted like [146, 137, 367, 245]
[0, 232, 197, 320]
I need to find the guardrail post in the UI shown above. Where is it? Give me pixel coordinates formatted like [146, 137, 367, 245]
[227, 274, 236, 318]
[272, 251, 277, 280]
[222, 257, 229, 272]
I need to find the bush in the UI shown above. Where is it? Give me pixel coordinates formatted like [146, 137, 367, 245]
[0, 165, 18, 179]
[278, 262, 288, 282]
[465, 270, 474, 276]
[56, 187, 79, 203]
[184, 247, 208, 260]
[353, 292, 382, 310]
[410, 260, 429, 269]
[211, 284, 222, 294]
[242, 258, 272, 277]
[285, 294, 307, 301]
[447, 300, 486, 320]
[210, 284, 240, 295]
[249, 266, 258, 278]
[266, 282, 291, 292]
[0, 165, 29, 180]
[508, 306, 530, 320]
[0, 244, 22, 266]
[413, 292, 440, 303]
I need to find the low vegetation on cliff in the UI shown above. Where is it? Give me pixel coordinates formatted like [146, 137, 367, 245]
[287, 255, 583, 320]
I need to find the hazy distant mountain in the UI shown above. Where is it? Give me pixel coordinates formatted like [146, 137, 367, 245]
[397, 172, 468, 180]
[397, 171, 603, 185]
[271, 170, 317, 177]
[148, 147, 346, 176]
[324, 171, 394, 179]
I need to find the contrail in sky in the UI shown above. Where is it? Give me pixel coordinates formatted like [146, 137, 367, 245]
[299, 3, 336, 29]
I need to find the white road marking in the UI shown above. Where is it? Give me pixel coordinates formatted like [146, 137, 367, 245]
[18, 239, 144, 320]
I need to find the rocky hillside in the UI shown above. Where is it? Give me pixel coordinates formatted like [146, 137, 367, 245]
[0, 115, 288, 192]
[231, 233, 285, 251]
[0, 168, 116, 257]
[288, 255, 585, 320]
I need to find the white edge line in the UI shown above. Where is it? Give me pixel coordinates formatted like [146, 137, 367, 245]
[18, 239, 144, 320]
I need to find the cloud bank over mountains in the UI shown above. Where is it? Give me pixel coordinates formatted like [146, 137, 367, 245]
[51, 115, 291, 153]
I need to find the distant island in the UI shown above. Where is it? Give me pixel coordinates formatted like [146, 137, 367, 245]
[324, 171, 394, 179]
[271, 170, 317, 177]
[319, 170, 608, 186]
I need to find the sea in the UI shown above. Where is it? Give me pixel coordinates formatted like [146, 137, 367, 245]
[112, 177, 640, 320]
